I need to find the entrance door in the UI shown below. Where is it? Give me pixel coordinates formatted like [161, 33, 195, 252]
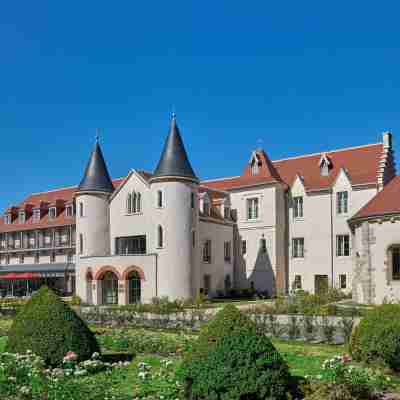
[314, 275, 328, 295]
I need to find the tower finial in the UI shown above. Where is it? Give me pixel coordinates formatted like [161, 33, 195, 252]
[171, 111, 176, 120]
[95, 128, 100, 143]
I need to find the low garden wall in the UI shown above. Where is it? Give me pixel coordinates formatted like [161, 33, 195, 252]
[77, 306, 359, 344]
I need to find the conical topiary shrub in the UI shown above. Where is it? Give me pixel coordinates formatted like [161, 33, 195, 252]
[6, 286, 100, 366]
[181, 305, 292, 400]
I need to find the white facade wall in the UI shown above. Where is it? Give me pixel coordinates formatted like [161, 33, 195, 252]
[198, 219, 234, 297]
[230, 184, 283, 296]
[288, 172, 377, 294]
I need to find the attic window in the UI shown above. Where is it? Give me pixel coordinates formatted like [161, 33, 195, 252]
[18, 211, 25, 224]
[48, 207, 57, 220]
[319, 153, 332, 177]
[65, 205, 73, 217]
[32, 209, 41, 223]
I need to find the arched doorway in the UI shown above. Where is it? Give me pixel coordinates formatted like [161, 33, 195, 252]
[127, 271, 141, 304]
[101, 271, 119, 305]
[86, 270, 93, 305]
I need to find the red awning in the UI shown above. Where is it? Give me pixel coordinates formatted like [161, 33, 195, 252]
[0, 272, 41, 280]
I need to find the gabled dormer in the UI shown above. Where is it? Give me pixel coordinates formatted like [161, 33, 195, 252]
[319, 153, 332, 176]
[243, 149, 282, 183]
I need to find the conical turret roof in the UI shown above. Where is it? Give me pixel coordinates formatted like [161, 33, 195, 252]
[78, 140, 114, 193]
[152, 114, 198, 182]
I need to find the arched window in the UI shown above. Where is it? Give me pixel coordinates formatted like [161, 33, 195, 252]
[126, 193, 132, 214]
[389, 245, 400, 281]
[157, 225, 164, 248]
[132, 192, 137, 213]
[157, 190, 163, 208]
[136, 192, 141, 213]
[128, 271, 141, 304]
[101, 271, 119, 305]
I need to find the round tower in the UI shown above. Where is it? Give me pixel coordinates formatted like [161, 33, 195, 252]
[75, 137, 114, 259]
[150, 114, 199, 300]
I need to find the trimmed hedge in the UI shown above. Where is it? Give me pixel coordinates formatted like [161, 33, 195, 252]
[181, 305, 291, 400]
[350, 303, 400, 370]
[6, 286, 100, 366]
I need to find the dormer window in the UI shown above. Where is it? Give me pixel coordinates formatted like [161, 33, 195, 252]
[32, 209, 41, 223]
[4, 214, 11, 225]
[250, 152, 262, 176]
[48, 207, 57, 220]
[319, 153, 332, 176]
[18, 211, 25, 224]
[65, 205, 73, 217]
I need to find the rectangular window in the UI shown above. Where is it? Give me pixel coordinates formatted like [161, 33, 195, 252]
[79, 202, 84, 218]
[33, 209, 41, 223]
[192, 230, 196, 248]
[50, 252, 56, 263]
[115, 235, 147, 255]
[203, 274, 211, 295]
[48, 207, 56, 220]
[339, 274, 347, 289]
[34, 253, 39, 264]
[294, 275, 302, 289]
[67, 253, 73, 263]
[336, 235, 350, 256]
[247, 198, 259, 220]
[242, 240, 247, 255]
[5, 255, 10, 264]
[293, 196, 303, 218]
[19, 254, 24, 264]
[292, 238, 304, 258]
[79, 234, 83, 255]
[203, 240, 212, 263]
[392, 248, 400, 280]
[224, 206, 230, 219]
[224, 241, 231, 262]
[337, 191, 349, 214]
[4, 214, 11, 225]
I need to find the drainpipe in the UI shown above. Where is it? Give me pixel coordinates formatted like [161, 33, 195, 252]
[330, 190, 334, 288]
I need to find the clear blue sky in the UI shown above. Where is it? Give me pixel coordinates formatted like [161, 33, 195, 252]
[1, 1, 399, 212]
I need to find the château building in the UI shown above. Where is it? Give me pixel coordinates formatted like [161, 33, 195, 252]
[0, 115, 399, 305]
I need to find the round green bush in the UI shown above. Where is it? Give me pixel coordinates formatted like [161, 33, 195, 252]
[350, 303, 400, 370]
[6, 286, 100, 366]
[181, 305, 291, 400]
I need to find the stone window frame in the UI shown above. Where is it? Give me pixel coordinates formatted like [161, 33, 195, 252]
[387, 244, 400, 282]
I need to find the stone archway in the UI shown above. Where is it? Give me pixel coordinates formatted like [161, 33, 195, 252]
[122, 266, 145, 304]
[94, 266, 122, 306]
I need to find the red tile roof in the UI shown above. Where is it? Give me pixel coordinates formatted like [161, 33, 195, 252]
[351, 175, 400, 221]
[202, 143, 383, 191]
[0, 178, 124, 233]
